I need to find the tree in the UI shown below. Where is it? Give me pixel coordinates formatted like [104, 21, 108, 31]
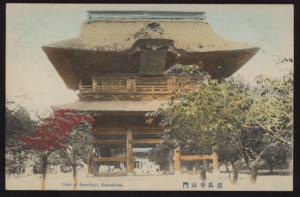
[243, 71, 293, 183]
[18, 109, 94, 190]
[216, 135, 243, 184]
[247, 72, 293, 146]
[148, 76, 252, 183]
[148, 65, 293, 185]
[5, 101, 38, 175]
[58, 116, 94, 190]
[148, 143, 174, 173]
[262, 144, 291, 174]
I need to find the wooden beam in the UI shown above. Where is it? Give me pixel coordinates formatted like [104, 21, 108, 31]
[133, 130, 162, 134]
[127, 130, 134, 173]
[93, 131, 127, 135]
[93, 128, 126, 134]
[93, 140, 126, 145]
[93, 156, 127, 162]
[94, 127, 161, 131]
[133, 139, 161, 144]
[95, 172, 127, 177]
[180, 155, 214, 161]
[93, 128, 162, 135]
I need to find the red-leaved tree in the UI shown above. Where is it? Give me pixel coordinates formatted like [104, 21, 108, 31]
[18, 109, 94, 190]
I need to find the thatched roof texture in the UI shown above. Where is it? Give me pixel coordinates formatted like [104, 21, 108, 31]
[42, 11, 259, 90]
[46, 19, 253, 52]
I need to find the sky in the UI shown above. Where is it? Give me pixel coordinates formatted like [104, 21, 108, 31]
[6, 4, 294, 116]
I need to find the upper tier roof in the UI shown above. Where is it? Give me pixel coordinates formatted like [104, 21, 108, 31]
[44, 12, 253, 52]
[42, 11, 259, 90]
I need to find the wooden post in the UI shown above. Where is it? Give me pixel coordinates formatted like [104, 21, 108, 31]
[127, 129, 134, 174]
[212, 151, 219, 173]
[88, 156, 93, 175]
[79, 79, 82, 90]
[126, 79, 136, 92]
[92, 77, 97, 92]
[174, 146, 181, 174]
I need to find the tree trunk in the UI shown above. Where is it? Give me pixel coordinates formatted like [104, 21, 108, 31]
[232, 165, 239, 184]
[72, 149, 77, 191]
[230, 162, 240, 185]
[41, 154, 48, 190]
[72, 163, 77, 190]
[250, 165, 258, 184]
[168, 149, 174, 173]
[269, 161, 274, 174]
[203, 160, 210, 172]
[225, 163, 232, 182]
[200, 167, 206, 182]
[249, 147, 266, 184]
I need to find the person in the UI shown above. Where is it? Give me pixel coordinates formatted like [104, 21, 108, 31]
[200, 164, 206, 182]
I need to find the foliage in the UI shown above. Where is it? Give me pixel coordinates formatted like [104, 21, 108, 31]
[148, 143, 173, 172]
[17, 109, 94, 190]
[165, 63, 211, 82]
[240, 72, 293, 182]
[5, 101, 38, 168]
[165, 64, 203, 75]
[59, 121, 94, 165]
[18, 109, 94, 151]
[148, 67, 293, 183]
[262, 143, 291, 173]
[149, 78, 252, 152]
[246, 71, 293, 146]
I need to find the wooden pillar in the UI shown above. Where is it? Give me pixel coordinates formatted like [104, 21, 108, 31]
[88, 156, 93, 174]
[92, 162, 99, 175]
[212, 151, 219, 173]
[171, 76, 176, 92]
[174, 146, 181, 174]
[126, 79, 136, 91]
[79, 79, 82, 89]
[127, 130, 134, 173]
[92, 77, 97, 92]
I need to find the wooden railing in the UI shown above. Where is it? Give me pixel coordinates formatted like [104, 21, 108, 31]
[80, 85, 172, 94]
[79, 75, 197, 98]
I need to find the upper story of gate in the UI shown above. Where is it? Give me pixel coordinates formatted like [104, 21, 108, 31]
[42, 11, 259, 101]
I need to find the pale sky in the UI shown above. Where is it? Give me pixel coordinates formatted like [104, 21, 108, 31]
[6, 4, 294, 115]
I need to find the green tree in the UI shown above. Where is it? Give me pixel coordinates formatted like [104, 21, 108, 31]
[149, 77, 252, 183]
[247, 72, 293, 146]
[149, 66, 293, 185]
[148, 143, 175, 173]
[58, 118, 94, 190]
[5, 101, 38, 174]
[262, 144, 291, 174]
[243, 71, 293, 183]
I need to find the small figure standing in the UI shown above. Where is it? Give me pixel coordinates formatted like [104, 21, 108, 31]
[200, 164, 206, 182]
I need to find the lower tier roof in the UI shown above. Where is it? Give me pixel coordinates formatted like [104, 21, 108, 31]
[55, 100, 172, 112]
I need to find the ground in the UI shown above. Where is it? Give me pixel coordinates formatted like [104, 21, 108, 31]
[5, 168, 293, 191]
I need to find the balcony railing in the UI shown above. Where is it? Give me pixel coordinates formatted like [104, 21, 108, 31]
[79, 75, 197, 99]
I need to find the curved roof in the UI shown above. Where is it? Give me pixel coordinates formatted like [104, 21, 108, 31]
[42, 11, 259, 90]
[45, 19, 254, 53]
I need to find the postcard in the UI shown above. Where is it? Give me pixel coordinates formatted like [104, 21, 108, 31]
[5, 4, 293, 191]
